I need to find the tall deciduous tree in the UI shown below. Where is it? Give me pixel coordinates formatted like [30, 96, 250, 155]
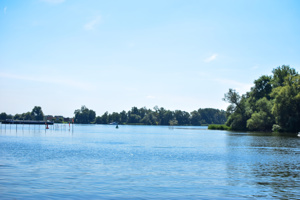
[224, 65, 299, 133]
[74, 106, 96, 124]
[271, 75, 300, 132]
[0, 112, 8, 121]
[31, 106, 44, 120]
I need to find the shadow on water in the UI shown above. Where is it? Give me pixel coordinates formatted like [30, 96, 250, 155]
[227, 130, 299, 138]
[225, 130, 300, 199]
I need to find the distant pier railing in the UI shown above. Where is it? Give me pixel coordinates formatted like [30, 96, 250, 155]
[2, 119, 54, 125]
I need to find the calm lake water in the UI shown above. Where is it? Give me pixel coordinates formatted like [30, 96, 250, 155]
[0, 124, 299, 199]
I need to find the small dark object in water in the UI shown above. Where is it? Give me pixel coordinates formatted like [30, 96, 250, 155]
[116, 125, 119, 129]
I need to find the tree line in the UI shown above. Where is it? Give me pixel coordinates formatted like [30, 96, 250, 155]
[223, 65, 300, 133]
[74, 105, 227, 126]
[0, 106, 44, 121]
[1, 105, 226, 126]
[0, 106, 68, 123]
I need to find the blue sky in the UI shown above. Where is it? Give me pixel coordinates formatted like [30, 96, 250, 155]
[1, 0, 299, 117]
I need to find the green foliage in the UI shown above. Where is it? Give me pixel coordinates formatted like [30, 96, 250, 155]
[22, 112, 33, 120]
[128, 114, 141, 124]
[190, 111, 201, 125]
[141, 112, 158, 125]
[13, 114, 22, 120]
[74, 106, 96, 124]
[174, 110, 190, 125]
[3, 106, 226, 127]
[31, 106, 44, 120]
[94, 106, 226, 126]
[246, 98, 274, 131]
[0, 112, 9, 121]
[208, 124, 231, 130]
[272, 124, 282, 132]
[1, 106, 46, 122]
[223, 90, 249, 131]
[248, 75, 272, 110]
[198, 108, 227, 125]
[54, 117, 64, 123]
[271, 75, 300, 132]
[224, 65, 300, 133]
[272, 65, 297, 87]
[169, 119, 178, 126]
[226, 112, 247, 130]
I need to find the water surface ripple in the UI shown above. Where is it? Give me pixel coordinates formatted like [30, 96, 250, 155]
[0, 125, 299, 199]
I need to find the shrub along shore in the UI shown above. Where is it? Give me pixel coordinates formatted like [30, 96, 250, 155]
[208, 124, 231, 131]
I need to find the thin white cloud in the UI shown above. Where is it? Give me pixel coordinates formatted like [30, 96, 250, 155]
[214, 78, 253, 94]
[4, 6, 7, 14]
[0, 72, 94, 91]
[84, 16, 101, 31]
[146, 95, 156, 99]
[204, 54, 218, 63]
[41, 0, 65, 4]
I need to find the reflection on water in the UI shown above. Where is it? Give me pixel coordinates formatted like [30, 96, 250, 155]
[225, 132, 300, 199]
[0, 125, 299, 199]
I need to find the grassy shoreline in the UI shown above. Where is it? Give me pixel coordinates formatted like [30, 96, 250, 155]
[208, 124, 231, 131]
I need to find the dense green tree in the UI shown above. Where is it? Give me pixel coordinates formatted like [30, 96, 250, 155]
[13, 114, 22, 120]
[31, 106, 44, 120]
[89, 110, 96, 123]
[110, 112, 121, 123]
[169, 119, 178, 126]
[0, 112, 8, 121]
[190, 111, 201, 125]
[272, 65, 297, 87]
[74, 106, 96, 124]
[97, 112, 109, 124]
[120, 110, 128, 124]
[247, 98, 274, 131]
[22, 112, 33, 120]
[271, 75, 300, 132]
[198, 108, 226, 124]
[224, 65, 299, 133]
[174, 110, 190, 125]
[138, 107, 148, 119]
[128, 114, 141, 124]
[223, 89, 243, 113]
[131, 107, 139, 116]
[156, 108, 174, 125]
[94, 106, 226, 126]
[141, 113, 158, 125]
[95, 116, 102, 124]
[223, 90, 249, 130]
[249, 75, 272, 102]
[156, 107, 166, 125]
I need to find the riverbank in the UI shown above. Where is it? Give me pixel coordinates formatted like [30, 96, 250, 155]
[208, 124, 231, 130]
